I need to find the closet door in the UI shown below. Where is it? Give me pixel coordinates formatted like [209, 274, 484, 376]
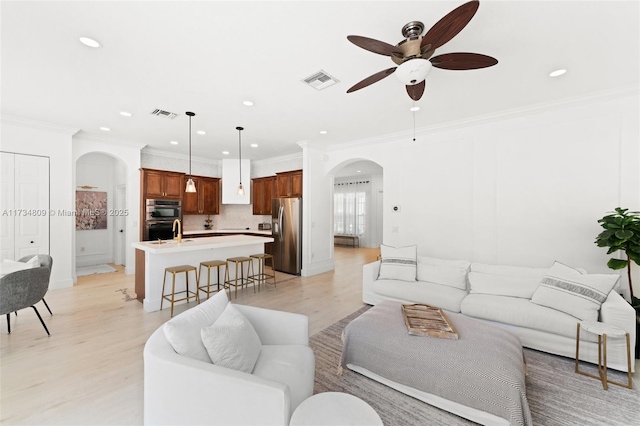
[0, 153, 15, 260]
[14, 154, 49, 258]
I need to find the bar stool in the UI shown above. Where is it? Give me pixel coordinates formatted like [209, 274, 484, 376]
[224, 257, 254, 299]
[249, 253, 277, 292]
[197, 260, 227, 300]
[160, 265, 199, 317]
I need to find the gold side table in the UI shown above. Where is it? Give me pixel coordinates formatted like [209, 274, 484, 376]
[575, 321, 632, 390]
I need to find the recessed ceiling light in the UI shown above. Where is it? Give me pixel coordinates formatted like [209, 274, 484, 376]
[197, 130, 206, 135]
[356, 170, 362, 173]
[243, 101, 254, 106]
[250, 143, 258, 148]
[409, 106, 420, 112]
[222, 151, 230, 155]
[120, 111, 132, 117]
[549, 69, 567, 77]
[79, 37, 101, 48]
[319, 130, 328, 135]
[170, 141, 179, 145]
[99, 127, 110, 132]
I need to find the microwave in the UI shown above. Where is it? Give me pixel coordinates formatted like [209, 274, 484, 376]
[146, 199, 181, 222]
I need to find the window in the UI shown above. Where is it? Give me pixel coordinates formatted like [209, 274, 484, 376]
[334, 180, 369, 239]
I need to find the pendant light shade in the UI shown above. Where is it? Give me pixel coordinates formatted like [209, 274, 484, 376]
[185, 112, 196, 193]
[236, 126, 244, 195]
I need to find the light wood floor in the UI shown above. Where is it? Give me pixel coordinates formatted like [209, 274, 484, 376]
[0, 247, 380, 425]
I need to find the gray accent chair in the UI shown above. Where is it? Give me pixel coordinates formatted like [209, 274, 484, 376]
[19, 255, 53, 315]
[1, 259, 52, 335]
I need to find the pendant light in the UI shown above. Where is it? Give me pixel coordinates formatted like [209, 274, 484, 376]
[236, 126, 245, 195]
[185, 112, 196, 193]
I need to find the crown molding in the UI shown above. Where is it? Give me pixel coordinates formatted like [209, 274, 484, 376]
[142, 146, 220, 166]
[73, 132, 147, 150]
[1, 114, 79, 135]
[251, 151, 303, 166]
[327, 85, 640, 152]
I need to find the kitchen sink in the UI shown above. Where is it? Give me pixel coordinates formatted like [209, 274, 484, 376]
[149, 239, 194, 245]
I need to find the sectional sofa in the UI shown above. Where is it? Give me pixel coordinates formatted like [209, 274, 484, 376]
[363, 253, 636, 372]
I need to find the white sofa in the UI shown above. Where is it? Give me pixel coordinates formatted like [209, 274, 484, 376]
[144, 293, 315, 426]
[363, 258, 636, 372]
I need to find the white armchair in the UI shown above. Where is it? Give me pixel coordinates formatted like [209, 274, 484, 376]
[144, 304, 315, 426]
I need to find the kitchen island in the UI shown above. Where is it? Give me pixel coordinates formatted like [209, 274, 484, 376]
[133, 234, 273, 312]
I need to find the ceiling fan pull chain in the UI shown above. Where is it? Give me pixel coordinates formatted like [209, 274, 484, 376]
[413, 101, 416, 142]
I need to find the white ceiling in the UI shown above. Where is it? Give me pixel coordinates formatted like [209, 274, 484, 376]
[2, 1, 638, 162]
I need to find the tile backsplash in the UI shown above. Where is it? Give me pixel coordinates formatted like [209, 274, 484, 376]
[183, 204, 270, 231]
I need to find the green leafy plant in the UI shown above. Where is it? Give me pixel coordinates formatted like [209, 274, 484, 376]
[595, 207, 640, 308]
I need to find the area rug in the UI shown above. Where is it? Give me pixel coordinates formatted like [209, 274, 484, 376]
[76, 264, 117, 277]
[310, 306, 640, 426]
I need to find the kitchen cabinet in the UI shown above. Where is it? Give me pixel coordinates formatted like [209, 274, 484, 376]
[142, 169, 184, 199]
[252, 176, 276, 215]
[275, 170, 302, 198]
[183, 176, 221, 215]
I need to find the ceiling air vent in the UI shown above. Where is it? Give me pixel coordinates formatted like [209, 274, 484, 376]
[150, 109, 179, 119]
[302, 70, 339, 91]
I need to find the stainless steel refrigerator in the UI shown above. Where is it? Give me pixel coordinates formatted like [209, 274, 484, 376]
[272, 197, 302, 275]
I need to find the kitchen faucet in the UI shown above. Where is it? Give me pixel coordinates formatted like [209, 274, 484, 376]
[172, 219, 182, 243]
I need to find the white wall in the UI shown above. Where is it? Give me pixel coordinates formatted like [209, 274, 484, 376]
[73, 137, 144, 277]
[300, 143, 334, 276]
[318, 90, 640, 295]
[1, 117, 77, 289]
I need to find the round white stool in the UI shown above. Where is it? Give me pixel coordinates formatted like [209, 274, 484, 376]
[290, 392, 383, 426]
[575, 320, 632, 390]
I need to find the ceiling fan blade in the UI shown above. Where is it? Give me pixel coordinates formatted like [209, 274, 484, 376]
[347, 35, 402, 57]
[406, 81, 426, 101]
[430, 52, 498, 70]
[421, 0, 479, 50]
[347, 67, 397, 93]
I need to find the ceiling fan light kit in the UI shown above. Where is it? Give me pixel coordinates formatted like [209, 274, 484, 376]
[395, 59, 432, 85]
[346, 0, 497, 101]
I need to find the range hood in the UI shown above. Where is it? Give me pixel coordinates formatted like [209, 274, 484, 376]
[222, 159, 251, 204]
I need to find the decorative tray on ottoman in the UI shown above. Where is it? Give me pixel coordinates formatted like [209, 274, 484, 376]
[401, 304, 459, 340]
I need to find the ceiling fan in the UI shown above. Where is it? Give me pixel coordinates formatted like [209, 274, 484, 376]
[346, 0, 497, 101]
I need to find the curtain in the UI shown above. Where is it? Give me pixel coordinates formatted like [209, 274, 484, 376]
[334, 180, 370, 245]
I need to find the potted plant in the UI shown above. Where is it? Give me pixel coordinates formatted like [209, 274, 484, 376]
[595, 207, 640, 358]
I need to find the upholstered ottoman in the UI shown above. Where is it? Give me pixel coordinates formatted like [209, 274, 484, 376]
[340, 301, 532, 426]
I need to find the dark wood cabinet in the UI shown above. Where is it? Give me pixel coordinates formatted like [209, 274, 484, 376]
[275, 170, 302, 198]
[142, 169, 184, 199]
[252, 176, 276, 215]
[183, 176, 220, 215]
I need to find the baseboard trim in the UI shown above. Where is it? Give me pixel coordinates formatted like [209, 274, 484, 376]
[302, 258, 335, 277]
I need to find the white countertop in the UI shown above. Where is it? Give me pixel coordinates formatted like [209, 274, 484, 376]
[132, 234, 273, 254]
[183, 229, 272, 236]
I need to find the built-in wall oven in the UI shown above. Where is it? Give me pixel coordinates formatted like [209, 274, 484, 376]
[144, 199, 181, 241]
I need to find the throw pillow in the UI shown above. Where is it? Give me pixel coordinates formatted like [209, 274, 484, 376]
[530, 261, 619, 321]
[468, 263, 550, 299]
[163, 290, 229, 363]
[25, 256, 40, 267]
[201, 303, 262, 373]
[378, 244, 417, 282]
[416, 256, 470, 290]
